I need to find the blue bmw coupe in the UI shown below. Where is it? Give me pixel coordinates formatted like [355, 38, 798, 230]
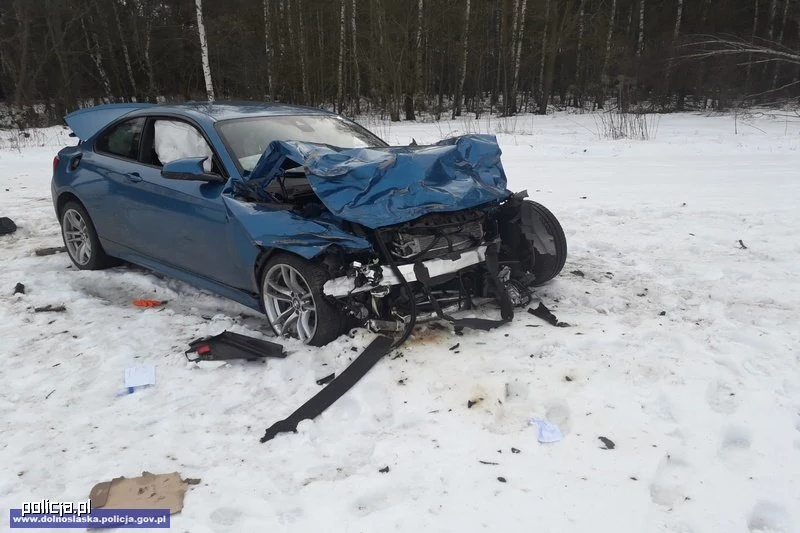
[53, 102, 566, 345]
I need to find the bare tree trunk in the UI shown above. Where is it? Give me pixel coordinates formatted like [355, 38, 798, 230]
[263, 0, 274, 99]
[12, 0, 31, 112]
[665, 0, 683, 94]
[696, 0, 712, 106]
[134, 0, 157, 100]
[601, 0, 616, 83]
[493, 2, 504, 113]
[82, 19, 113, 101]
[144, 19, 156, 98]
[746, 0, 760, 91]
[771, 0, 789, 88]
[510, 0, 520, 109]
[46, 1, 84, 110]
[414, 0, 424, 112]
[512, 0, 527, 113]
[112, 1, 137, 98]
[286, 0, 295, 66]
[539, 0, 551, 108]
[576, 0, 585, 88]
[626, 2, 633, 37]
[194, 0, 215, 102]
[767, 0, 778, 40]
[298, 0, 309, 103]
[453, 0, 471, 118]
[317, 9, 325, 106]
[351, 0, 360, 114]
[337, 0, 346, 114]
[278, 0, 286, 61]
[637, 0, 645, 58]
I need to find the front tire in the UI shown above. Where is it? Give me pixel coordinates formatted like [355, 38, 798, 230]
[60, 201, 115, 270]
[498, 199, 568, 286]
[260, 253, 345, 346]
[525, 201, 568, 286]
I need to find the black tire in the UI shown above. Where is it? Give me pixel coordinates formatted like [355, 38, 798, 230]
[59, 200, 116, 270]
[260, 253, 346, 346]
[526, 200, 568, 286]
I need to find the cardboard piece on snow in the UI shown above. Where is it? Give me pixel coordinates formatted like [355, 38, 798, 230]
[89, 472, 193, 514]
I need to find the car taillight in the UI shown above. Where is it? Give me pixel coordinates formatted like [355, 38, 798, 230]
[53, 155, 60, 173]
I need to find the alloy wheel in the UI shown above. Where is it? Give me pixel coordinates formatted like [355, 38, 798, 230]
[62, 208, 92, 266]
[263, 263, 318, 343]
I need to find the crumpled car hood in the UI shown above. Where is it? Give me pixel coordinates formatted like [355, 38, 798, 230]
[232, 134, 511, 229]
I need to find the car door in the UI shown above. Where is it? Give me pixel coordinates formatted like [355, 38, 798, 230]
[81, 116, 148, 248]
[116, 116, 243, 288]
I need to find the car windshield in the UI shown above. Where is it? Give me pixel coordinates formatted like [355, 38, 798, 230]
[216, 115, 387, 172]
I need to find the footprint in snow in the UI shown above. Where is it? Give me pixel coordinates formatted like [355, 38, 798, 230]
[655, 521, 696, 533]
[545, 400, 572, 436]
[706, 379, 740, 414]
[649, 454, 692, 508]
[747, 501, 792, 533]
[209, 507, 243, 527]
[276, 507, 304, 525]
[352, 489, 393, 516]
[641, 392, 677, 424]
[717, 425, 753, 470]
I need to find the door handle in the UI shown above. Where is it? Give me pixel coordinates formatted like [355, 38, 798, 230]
[126, 172, 142, 183]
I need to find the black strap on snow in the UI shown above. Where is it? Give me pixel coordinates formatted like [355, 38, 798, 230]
[412, 243, 513, 331]
[260, 334, 394, 443]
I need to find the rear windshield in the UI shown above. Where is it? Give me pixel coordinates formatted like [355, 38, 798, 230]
[216, 115, 387, 172]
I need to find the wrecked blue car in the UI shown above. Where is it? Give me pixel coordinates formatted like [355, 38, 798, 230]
[53, 103, 567, 345]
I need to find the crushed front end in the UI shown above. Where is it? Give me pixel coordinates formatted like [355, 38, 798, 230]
[321, 193, 556, 335]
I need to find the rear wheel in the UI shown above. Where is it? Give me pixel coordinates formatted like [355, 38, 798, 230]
[260, 253, 345, 346]
[60, 201, 116, 270]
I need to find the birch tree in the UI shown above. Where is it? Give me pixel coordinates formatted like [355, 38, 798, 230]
[453, 0, 471, 118]
[81, 18, 113, 101]
[298, 0, 308, 102]
[576, 0, 586, 87]
[637, 0, 645, 58]
[511, 0, 528, 112]
[263, 0, 274, 99]
[414, 0, 424, 111]
[278, 0, 285, 61]
[540, 0, 551, 105]
[112, 1, 137, 98]
[336, 0, 345, 113]
[351, 0, 360, 114]
[194, 0, 214, 102]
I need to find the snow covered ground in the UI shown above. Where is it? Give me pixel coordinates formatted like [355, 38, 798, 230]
[1, 111, 799, 533]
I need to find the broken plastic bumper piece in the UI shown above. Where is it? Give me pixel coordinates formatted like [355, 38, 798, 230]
[322, 245, 488, 298]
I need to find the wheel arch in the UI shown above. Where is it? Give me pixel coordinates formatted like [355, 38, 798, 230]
[56, 191, 84, 219]
[253, 244, 350, 297]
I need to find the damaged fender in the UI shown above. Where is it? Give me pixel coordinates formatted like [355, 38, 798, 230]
[223, 197, 372, 259]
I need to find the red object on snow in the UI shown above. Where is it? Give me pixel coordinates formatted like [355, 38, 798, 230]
[133, 299, 164, 308]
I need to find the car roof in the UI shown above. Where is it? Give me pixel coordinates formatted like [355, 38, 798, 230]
[130, 101, 336, 122]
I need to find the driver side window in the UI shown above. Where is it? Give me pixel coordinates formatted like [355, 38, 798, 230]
[149, 119, 216, 173]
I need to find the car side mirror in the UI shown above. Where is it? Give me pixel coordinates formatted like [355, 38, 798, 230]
[161, 157, 225, 183]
